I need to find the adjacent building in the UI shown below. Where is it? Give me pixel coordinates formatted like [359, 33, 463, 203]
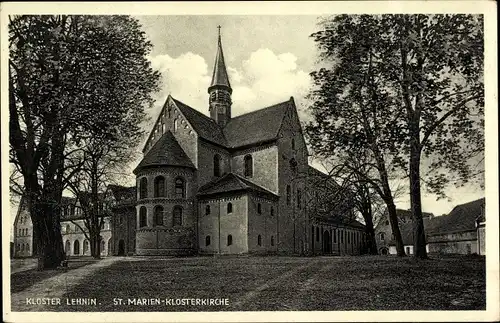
[375, 198, 485, 256]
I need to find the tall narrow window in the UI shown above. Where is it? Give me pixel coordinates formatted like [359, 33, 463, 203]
[271, 236, 275, 246]
[139, 206, 147, 227]
[168, 107, 172, 118]
[244, 155, 253, 177]
[174, 118, 178, 132]
[213, 154, 221, 177]
[379, 233, 385, 241]
[173, 206, 183, 226]
[270, 206, 274, 216]
[154, 206, 164, 226]
[341, 230, 344, 243]
[205, 205, 211, 215]
[175, 177, 185, 198]
[154, 176, 166, 197]
[316, 227, 319, 242]
[257, 235, 262, 246]
[206, 236, 211, 246]
[257, 203, 262, 214]
[297, 189, 302, 209]
[286, 185, 291, 205]
[347, 231, 350, 244]
[291, 138, 295, 150]
[74, 240, 80, 255]
[227, 235, 233, 246]
[227, 203, 233, 214]
[139, 177, 148, 199]
[333, 229, 337, 243]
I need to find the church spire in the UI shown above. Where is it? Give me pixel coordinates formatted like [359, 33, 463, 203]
[208, 26, 232, 127]
[209, 25, 231, 91]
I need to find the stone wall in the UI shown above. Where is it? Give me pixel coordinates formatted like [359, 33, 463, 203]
[247, 194, 278, 254]
[427, 230, 478, 254]
[198, 141, 231, 187]
[198, 194, 249, 254]
[111, 204, 136, 256]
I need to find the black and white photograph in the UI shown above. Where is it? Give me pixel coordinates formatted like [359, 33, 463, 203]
[2, 1, 498, 322]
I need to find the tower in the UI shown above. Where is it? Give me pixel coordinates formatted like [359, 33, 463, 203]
[208, 26, 232, 127]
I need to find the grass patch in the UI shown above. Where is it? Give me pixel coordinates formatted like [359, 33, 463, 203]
[16, 255, 485, 311]
[11, 257, 101, 294]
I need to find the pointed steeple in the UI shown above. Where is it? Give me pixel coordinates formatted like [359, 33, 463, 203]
[208, 26, 232, 127]
[209, 26, 232, 92]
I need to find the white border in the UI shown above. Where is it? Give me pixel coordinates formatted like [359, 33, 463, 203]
[1, 1, 498, 322]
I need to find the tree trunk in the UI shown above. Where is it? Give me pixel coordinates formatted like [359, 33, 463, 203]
[364, 216, 378, 255]
[33, 201, 64, 270]
[386, 200, 406, 256]
[410, 146, 427, 259]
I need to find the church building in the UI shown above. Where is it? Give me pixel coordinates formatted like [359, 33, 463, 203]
[131, 29, 366, 256]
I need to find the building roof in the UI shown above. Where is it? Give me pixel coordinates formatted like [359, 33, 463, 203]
[223, 99, 291, 148]
[197, 173, 278, 199]
[426, 198, 485, 235]
[135, 130, 195, 172]
[209, 33, 231, 91]
[172, 98, 228, 147]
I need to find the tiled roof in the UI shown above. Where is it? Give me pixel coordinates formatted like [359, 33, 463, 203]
[223, 99, 291, 148]
[135, 130, 195, 172]
[172, 98, 228, 147]
[209, 35, 231, 90]
[426, 198, 485, 235]
[197, 173, 278, 198]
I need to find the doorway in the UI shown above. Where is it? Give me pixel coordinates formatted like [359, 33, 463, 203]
[118, 239, 125, 256]
[322, 230, 331, 254]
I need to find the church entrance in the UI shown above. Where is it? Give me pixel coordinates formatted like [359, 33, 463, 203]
[322, 230, 331, 254]
[118, 239, 125, 256]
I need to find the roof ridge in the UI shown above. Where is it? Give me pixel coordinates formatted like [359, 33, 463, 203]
[232, 173, 277, 194]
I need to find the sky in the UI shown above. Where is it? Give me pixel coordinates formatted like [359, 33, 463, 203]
[8, 15, 486, 229]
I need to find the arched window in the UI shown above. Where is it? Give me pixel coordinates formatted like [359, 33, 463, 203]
[173, 206, 183, 226]
[168, 107, 172, 118]
[244, 155, 253, 177]
[379, 233, 385, 241]
[271, 236, 275, 246]
[213, 154, 221, 177]
[65, 240, 71, 254]
[333, 229, 337, 243]
[154, 206, 164, 226]
[227, 234, 233, 246]
[286, 185, 291, 205]
[74, 240, 80, 255]
[83, 240, 89, 254]
[257, 235, 262, 246]
[385, 220, 389, 225]
[291, 138, 295, 150]
[16, 244, 20, 251]
[270, 206, 274, 216]
[175, 177, 185, 198]
[347, 231, 350, 244]
[257, 203, 262, 214]
[227, 203, 233, 214]
[316, 227, 320, 242]
[154, 176, 166, 197]
[139, 177, 148, 199]
[18, 229, 21, 236]
[206, 236, 211, 246]
[139, 206, 147, 227]
[100, 240, 105, 254]
[174, 118, 178, 132]
[21, 243, 25, 251]
[205, 205, 211, 215]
